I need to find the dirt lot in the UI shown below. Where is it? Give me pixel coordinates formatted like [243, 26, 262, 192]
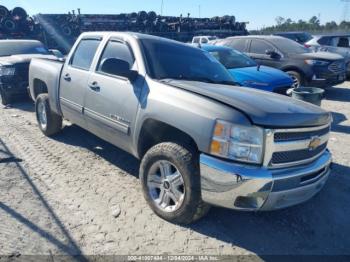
[1, 82, 350, 259]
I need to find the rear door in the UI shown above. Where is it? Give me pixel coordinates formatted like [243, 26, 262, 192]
[83, 37, 142, 152]
[247, 39, 281, 68]
[59, 36, 102, 128]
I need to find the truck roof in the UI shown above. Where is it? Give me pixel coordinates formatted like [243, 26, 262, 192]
[80, 31, 196, 49]
[0, 39, 43, 44]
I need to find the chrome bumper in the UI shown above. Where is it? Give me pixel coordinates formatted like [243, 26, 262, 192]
[200, 150, 332, 211]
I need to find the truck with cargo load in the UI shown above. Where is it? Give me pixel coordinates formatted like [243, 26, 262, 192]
[28, 32, 333, 224]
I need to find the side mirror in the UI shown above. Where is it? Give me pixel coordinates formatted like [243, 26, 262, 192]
[49, 49, 64, 58]
[100, 58, 138, 81]
[265, 49, 280, 59]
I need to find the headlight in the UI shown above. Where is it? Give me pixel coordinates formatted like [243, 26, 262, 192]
[0, 66, 15, 76]
[210, 120, 264, 164]
[305, 60, 329, 66]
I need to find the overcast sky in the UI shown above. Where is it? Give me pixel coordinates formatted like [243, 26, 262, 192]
[0, 0, 345, 30]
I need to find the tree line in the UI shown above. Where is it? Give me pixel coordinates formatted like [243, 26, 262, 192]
[251, 16, 350, 34]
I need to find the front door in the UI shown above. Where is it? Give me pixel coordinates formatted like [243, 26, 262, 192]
[247, 39, 281, 68]
[60, 37, 101, 128]
[84, 38, 143, 152]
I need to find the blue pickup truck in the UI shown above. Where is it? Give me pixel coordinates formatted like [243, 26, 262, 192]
[201, 45, 293, 94]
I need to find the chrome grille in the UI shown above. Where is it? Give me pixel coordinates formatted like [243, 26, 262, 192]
[271, 143, 327, 164]
[328, 60, 345, 74]
[274, 126, 330, 142]
[264, 124, 330, 168]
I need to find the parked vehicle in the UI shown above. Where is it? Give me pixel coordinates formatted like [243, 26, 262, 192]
[192, 36, 218, 44]
[0, 40, 61, 105]
[200, 44, 293, 94]
[305, 34, 350, 77]
[215, 35, 347, 88]
[274, 31, 313, 45]
[29, 32, 332, 224]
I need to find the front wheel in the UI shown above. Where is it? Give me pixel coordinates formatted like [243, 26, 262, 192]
[140, 142, 210, 224]
[35, 94, 62, 136]
[286, 71, 304, 89]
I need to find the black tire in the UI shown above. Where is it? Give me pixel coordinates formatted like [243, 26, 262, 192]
[0, 89, 12, 106]
[2, 17, 18, 33]
[35, 94, 62, 136]
[0, 5, 9, 19]
[140, 142, 210, 225]
[286, 70, 304, 88]
[11, 7, 27, 20]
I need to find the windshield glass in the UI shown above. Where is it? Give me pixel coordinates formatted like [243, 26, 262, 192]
[0, 41, 50, 57]
[209, 48, 257, 69]
[140, 39, 235, 85]
[273, 38, 311, 54]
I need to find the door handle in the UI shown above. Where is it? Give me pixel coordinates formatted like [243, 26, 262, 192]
[63, 73, 71, 81]
[88, 81, 100, 92]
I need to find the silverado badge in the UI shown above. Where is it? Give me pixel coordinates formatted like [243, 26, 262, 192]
[309, 136, 321, 151]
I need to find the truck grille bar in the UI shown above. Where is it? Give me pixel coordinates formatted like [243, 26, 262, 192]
[264, 124, 331, 168]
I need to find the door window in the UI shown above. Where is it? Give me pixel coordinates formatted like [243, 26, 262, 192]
[97, 40, 135, 73]
[70, 39, 101, 70]
[227, 38, 248, 52]
[250, 39, 273, 54]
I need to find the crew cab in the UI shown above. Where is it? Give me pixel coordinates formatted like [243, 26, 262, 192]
[200, 44, 293, 94]
[215, 35, 346, 88]
[0, 40, 60, 105]
[29, 32, 332, 224]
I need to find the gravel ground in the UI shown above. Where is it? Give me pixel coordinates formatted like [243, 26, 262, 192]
[0, 82, 350, 259]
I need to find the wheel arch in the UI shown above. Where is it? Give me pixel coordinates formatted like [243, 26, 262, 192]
[137, 118, 199, 159]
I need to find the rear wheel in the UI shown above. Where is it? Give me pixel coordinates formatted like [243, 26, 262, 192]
[35, 94, 62, 136]
[286, 71, 304, 88]
[140, 142, 210, 224]
[0, 89, 12, 106]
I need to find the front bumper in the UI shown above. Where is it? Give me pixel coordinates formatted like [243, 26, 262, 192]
[0, 81, 29, 96]
[200, 150, 332, 211]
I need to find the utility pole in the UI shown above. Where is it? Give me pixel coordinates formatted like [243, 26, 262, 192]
[161, 0, 164, 16]
[341, 0, 350, 22]
[199, 5, 201, 18]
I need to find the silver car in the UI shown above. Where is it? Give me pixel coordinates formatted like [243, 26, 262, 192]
[306, 35, 350, 77]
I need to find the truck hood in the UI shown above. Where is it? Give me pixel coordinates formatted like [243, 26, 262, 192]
[291, 51, 344, 61]
[0, 54, 57, 66]
[163, 79, 331, 128]
[228, 66, 293, 90]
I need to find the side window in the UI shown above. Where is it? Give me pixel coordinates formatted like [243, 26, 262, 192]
[70, 39, 101, 70]
[193, 38, 200, 44]
[201, 38, 209, 44]
[250, 40, 273, 54]
[318, 37, 331, 46]
[229, 39, 248, 52]
[338, 37, 350, 48]
[97, 40, 135, 72]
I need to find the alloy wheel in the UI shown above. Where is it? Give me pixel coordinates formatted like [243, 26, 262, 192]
[147, 160, 185, 213]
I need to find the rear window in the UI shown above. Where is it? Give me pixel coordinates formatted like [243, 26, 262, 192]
[225, 38, 248, 52]
[0, 41, 50, 57]
[70, 39, 101, 70]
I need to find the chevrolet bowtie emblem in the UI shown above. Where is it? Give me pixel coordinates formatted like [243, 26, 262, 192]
[309, 136, 321, 151]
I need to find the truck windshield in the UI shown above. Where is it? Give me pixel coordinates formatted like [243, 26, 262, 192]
[0, 41, 50, 57]
[208, 49, 257, 69]
[140, 39, 236, 85]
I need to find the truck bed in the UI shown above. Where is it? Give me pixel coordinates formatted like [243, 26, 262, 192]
[29, 58, 64, 115]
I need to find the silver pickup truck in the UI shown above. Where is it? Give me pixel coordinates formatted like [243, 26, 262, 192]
[29, 32, 332, 224]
